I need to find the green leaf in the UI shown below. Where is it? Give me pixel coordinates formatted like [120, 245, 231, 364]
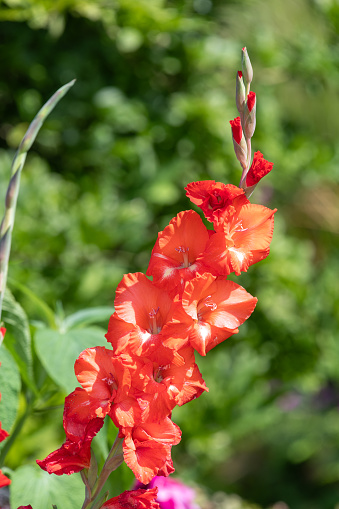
[8, 278, 57, 329]
[34, 326, 108, 393]
[1, 289, 36, 393]
[10, 464, 84, 509]
[0, 346, 21, 432]
[63, 306, 113, 331]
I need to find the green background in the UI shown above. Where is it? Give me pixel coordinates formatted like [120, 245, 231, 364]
[1, 0, 339, 508]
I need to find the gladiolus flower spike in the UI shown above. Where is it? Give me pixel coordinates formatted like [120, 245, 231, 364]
[230, 49, 274, 196]
[36, 47, 276, 509]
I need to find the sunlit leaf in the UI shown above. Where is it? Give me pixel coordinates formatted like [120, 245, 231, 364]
[34, 326, 108, 393]
[10, 464, 84, 509]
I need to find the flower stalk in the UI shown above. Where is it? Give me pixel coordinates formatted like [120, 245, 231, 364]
[0, 79, 75, 329]
[81, 435, 124, 509]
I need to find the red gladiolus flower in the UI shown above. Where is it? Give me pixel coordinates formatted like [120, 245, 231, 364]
[204, 199, 277, 276]
[73, 346, 137, 427]
[185, 181, 247, 224]
[146, 210, 210, 297]
[0, 470, 11, 487]
[134, 345, 208, 421]
[101, 488, 160, 509]
[122, 419, 180, 484]
[106, 272, 190, 359]
[246, 151, 273, 187]
[180, 273, 257, 356]
[0, 422, 9, 442]
[123, 437, 172, 484]
[37, 417, 103, 475]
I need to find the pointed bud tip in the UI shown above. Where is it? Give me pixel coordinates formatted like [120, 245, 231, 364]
[241, 47, 253, 85]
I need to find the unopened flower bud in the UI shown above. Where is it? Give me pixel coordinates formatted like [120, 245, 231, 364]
[236, 71, 246, 114]
[244, 91, 256, 139]
[242, 47, 253, 85]
[229, 117, 247, 170]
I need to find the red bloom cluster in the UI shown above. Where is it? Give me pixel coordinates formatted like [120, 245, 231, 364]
[37, 181, 275, 485]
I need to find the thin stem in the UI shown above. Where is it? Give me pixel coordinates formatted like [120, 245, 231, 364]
[240, 137, 252, 188]
[0, 399, 32, 467]
[81, 434, 124, 509]
[0, 80, 75, 324]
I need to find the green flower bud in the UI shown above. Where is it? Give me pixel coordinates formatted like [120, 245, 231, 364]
[241, 47, 253, 86]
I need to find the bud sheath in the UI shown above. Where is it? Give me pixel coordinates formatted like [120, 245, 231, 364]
[243, 91, 256, 139]
[236, 71, 246, 115]
[230, 117, 248, 170]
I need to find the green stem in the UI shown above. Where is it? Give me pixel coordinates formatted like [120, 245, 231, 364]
[0, 79, 75, 324]
[240, 135, 252, 189]
[0, 399, 32, 467]
[81, 434, 124, 509]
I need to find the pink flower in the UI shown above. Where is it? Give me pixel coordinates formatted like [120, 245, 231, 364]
[135, 476, 200, 509]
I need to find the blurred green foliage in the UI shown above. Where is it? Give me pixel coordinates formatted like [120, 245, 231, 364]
[1, 0, 339, 508]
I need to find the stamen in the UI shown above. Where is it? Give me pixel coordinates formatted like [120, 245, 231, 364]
[154, 367, 163, 383]
[154, 364, 170, 383]
[233, 220, 247, 233]
[197, 295, 217, 320]
[149, 307, 159, 318]
[175, 246, 190, 268]
[103, 373, 118, 392]
[149, 307, 160, 334]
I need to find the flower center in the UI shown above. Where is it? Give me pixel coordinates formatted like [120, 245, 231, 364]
[197, 295, 217, 320]
[148, 307, 161, 334]
[153, 363, 170, 383]
[103, 372, 118, 398]
[175, 246, 190, 268]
